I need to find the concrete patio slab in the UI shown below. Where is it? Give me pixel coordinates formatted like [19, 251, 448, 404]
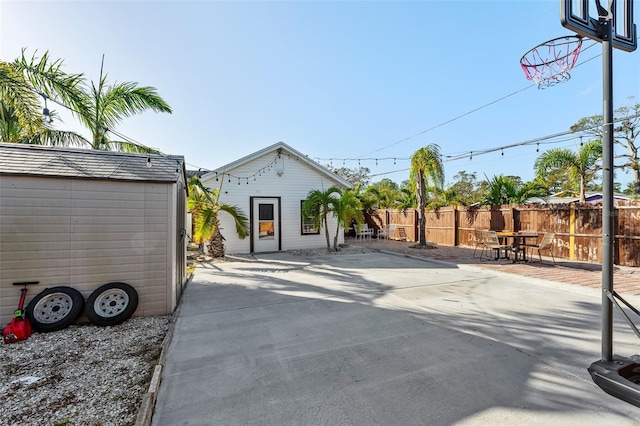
[152, 252, 640, 425]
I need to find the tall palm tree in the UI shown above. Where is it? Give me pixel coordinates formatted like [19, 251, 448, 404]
[534, 140, 602, 203]
[410, 144, 444, 247]
[302, 186, 341, 251]
[331, 188, 363, 251]
[78, 55, 172, 151]
[188, 177, 249, 258]
[1, 51, 89, 146]
[2, 50, 171, 152]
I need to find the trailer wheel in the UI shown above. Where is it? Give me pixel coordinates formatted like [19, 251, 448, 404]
[25, 287, 84, 332]
[85, 282, 138, 326]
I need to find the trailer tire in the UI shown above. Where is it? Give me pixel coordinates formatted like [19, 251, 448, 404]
[85, 282, 138, 326]
[25, 286, 84, 332]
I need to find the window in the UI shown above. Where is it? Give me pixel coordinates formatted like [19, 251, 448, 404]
[301, 200, 319, 235]
[258, 204, 275, 240]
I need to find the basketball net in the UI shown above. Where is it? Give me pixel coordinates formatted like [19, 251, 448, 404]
[520, 36, 583, 89]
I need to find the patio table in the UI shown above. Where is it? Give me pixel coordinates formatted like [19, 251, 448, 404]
[495, 231, 538, 262]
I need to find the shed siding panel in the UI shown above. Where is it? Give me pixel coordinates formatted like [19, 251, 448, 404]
[0, 176, 174, 323]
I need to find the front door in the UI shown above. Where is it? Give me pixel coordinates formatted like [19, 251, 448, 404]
[252, 197, 280, 253]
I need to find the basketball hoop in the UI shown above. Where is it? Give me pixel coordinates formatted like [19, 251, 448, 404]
[520, 35, 583, 89]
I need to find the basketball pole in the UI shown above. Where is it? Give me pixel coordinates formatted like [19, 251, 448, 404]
[600, 12, 614, 363]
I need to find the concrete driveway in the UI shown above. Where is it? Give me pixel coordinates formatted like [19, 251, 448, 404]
[152, 252, 640, 425]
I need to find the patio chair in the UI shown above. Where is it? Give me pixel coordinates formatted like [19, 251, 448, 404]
[481, 230, 511, 261]
[353, 223, 373, 240]
[472, 229, 486, 258]
[377, 224, 396, 241]
[528, 232, 556, 265]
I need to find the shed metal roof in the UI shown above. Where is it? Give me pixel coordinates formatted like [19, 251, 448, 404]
[0, 143, 184, 183]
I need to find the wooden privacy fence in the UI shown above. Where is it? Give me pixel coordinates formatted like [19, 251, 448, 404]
[366, 203, 640, 267]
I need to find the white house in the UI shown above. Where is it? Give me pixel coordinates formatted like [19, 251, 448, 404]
[0, 143, 188, 325]
[200, 142, 351, 254]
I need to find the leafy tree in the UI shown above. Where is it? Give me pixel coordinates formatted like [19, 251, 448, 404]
[366, 178, 399, 209]
[331, 188, 363, 251]
[410, 144, 444, 247]
[396, 187, 416, 211]
[302, 186, 341, 251]
[445, 171, 484, 206]
[327, 165, 370, 187]
[570, 98, 640, 194]
[187, 177, 249, 258]
[534, 140, 602, 203]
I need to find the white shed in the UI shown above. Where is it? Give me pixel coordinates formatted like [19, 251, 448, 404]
[200, 142, 351, 254]
[0, 143, 188, 325]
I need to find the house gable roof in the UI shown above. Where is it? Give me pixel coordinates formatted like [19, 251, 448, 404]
[202, 141, 351, 188]
[0, 143, 185, 183]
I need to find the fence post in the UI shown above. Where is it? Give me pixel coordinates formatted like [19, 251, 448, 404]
[569, 203, 575, 261]
[453, 207, 459, 246]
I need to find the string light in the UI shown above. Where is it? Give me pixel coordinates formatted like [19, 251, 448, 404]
[41, 93, 51, 123]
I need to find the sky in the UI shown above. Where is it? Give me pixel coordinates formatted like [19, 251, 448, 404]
[1, 0, 639, 188]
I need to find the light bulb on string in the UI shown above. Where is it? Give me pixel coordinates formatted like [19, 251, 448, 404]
[580, 136, 583, 147]
[470, 152, 473, 161]
[501, 149, 504, 157]
[394, 158, 396, 165]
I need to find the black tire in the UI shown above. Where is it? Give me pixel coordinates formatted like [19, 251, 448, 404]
[85, 282, 138, 326]
[25, 286, 85, 332]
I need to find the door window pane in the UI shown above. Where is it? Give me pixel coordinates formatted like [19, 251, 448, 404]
[259, 204, 274, 220]
[258, 204, 275, 239]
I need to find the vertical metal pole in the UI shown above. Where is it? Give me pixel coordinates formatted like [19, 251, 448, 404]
[601, 16, 614, 362]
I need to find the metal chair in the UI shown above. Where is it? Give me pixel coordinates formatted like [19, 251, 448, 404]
[472, 229, 486, 258]
[481, 230, 512, 261]
[528, 232, 556, 264]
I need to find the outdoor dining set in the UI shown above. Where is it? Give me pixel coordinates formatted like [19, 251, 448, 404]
[473, 230, 556, 264]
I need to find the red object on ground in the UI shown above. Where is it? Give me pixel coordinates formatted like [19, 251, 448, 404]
[3, 317, 32, 344]
[2, 283, 36, 344]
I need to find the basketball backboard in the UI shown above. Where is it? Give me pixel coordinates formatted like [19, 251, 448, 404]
[561, 0, 637, 52]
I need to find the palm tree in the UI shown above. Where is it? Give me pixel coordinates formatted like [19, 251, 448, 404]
[410, 144, 444, 247]
[1, 51, 90, 146]
[187, 177, 249, 258]
[534, 140, 602, 203]
[331, 188, 363, 251]
[302, 186, 341, 251]
[77, 55, 172, 151]
[481, 175, 547, 205]
[2, 50, 171, 152]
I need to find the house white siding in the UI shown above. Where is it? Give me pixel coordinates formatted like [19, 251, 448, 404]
[0, 176, 179, 324]
[203, 148, 346, 254]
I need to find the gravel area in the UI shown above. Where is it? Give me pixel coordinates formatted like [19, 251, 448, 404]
[0, 315, 171, 426]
